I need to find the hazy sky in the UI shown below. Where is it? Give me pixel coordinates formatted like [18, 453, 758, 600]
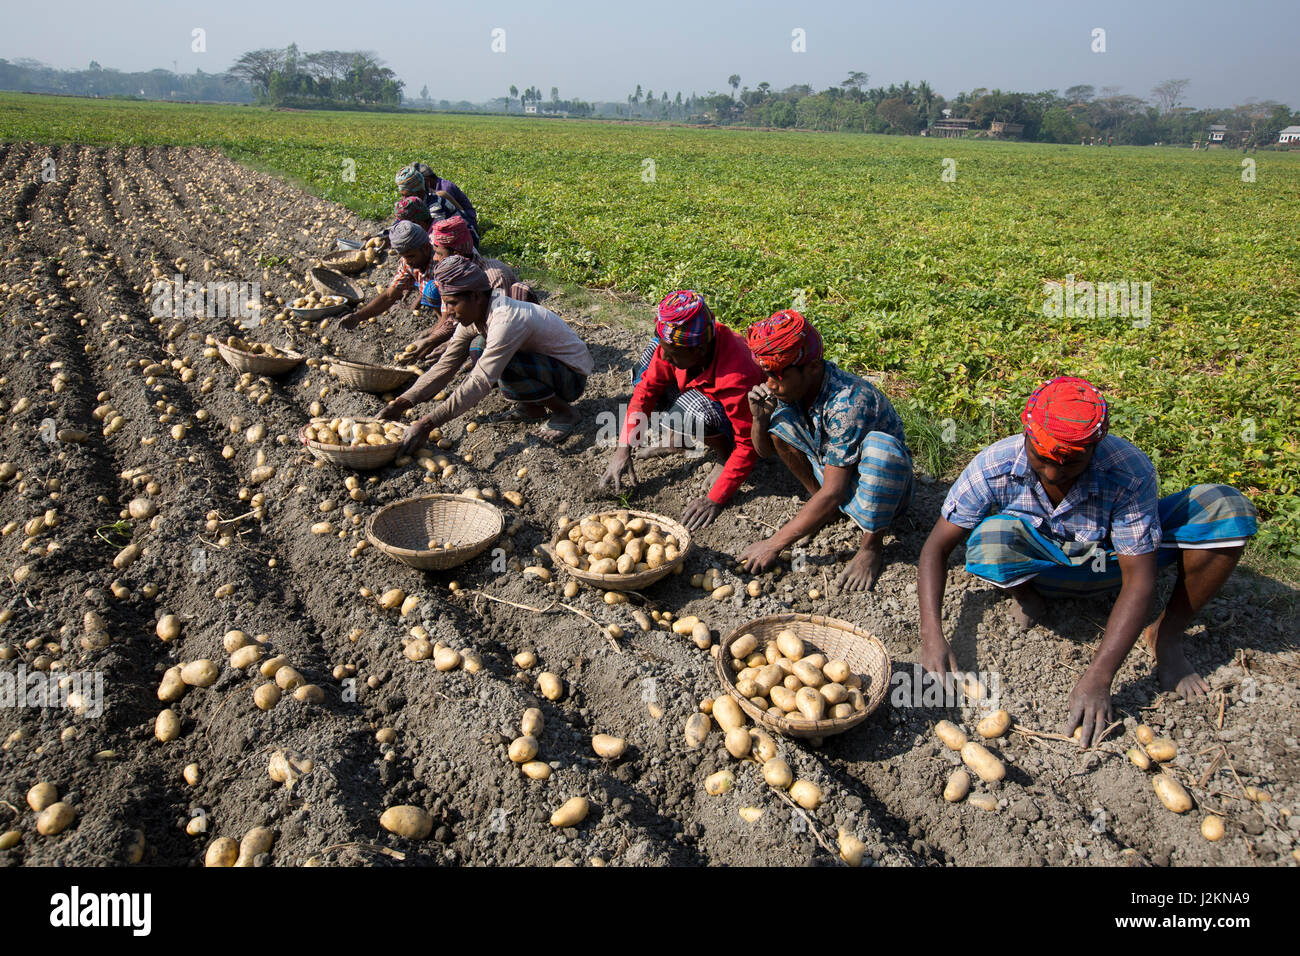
[2, 0, 1296, 107]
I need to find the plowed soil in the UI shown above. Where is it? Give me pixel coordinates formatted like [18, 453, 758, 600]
[0, 144, 1296, 867]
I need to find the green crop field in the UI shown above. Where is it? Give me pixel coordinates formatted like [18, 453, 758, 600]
[3, 93, 1297, 566]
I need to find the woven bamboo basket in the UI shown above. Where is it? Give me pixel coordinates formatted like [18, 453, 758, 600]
[549, 510, 691, 591]
[367, 494, 504, 570]
[288, 302, 351, 319]
[316, 248, 370, 275]
[327, 357, 417, 394]
[308, 267, 361, 303]
[715, 614, 891, 739]
[216, 341, 304, 376]
[298, 418, 403, 470]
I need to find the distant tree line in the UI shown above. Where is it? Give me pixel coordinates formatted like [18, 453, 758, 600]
[227, 45, 403, 107]
[0, 57, 252, 102]
[640, 74, 1299, 145]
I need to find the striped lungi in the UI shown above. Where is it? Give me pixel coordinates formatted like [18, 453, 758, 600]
[497, 350, 587, 405]
[767, 416, 914, 533]
[964, 483, 1258, 597]
[631, 340, 730, 438]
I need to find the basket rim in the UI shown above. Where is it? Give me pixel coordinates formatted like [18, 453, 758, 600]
[288, 302, 350, 318]
[714, 612, 892, 738]
[549, 508, 692, 589]
[216, 340, 304, 372]
[328, 356, 419, 374]
[308, 266, 362, 303]
[365, 493, 505, 560]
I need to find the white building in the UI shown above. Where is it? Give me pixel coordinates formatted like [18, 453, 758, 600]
[1278, 126, 1300, 145]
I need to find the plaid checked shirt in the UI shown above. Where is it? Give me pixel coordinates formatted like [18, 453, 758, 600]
[941, 434, 1162, 555]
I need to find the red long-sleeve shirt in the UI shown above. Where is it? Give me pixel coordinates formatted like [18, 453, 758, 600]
[619, 323, 765, 505]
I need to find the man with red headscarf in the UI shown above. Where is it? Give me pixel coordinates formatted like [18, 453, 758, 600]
[917, 376, 1258, 744]
[740, 310, 914, 592]
[597, 290, 764, 531]
[402, 216, 538, 364]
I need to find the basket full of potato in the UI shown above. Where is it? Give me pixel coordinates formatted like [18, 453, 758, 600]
[216, 336, 304, 376]
[715, 614, 891, 739]
[299, 416, 407, 470]
[288, 290, 352, 318]
[550, 510, 691, 591]
[317, 236, 386, 275]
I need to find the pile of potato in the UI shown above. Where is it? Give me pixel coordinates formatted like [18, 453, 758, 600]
[225, 335, 288, 357]
[361, 235, 384, 263]
[305, 417, 405, 447]
[555, 512, 682, 575]
[726, 629, 868, 723]
[290, 292, 348, 310]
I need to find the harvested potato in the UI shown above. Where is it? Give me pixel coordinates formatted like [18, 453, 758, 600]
[1145, 738, 1177, 763]
[1135, 724, 1155, 745]
[968, 794, 999, 812]
[705, 771, 735, 796]
[935, 719, 967, 750]
[789, 780, 823, 811]
[522, 761, 552, 780]
[976, 709, 1011, 739]
[592, 734, 627, 760]
[538, 672, 564, 701]
[509, 736, 539, 763]
[712, 695, 745, 731]
[1201, 815, 1225, 841]
[205, 837, 239, 867]
[253, 682, 281, 710]
[750, 729, 778, 763]
[724, 727, 752, 759]
[943, 769, 971, 803]
[155, 709, 181, 742]
[795, 686, 826, 721]
[36, 802, 76, 836]
[776, 630, 804, 659]
[763, 758, 793, 790]
[960, 741, 1005, 783]
[838, 829, 866, 867]
[1128, 747, 1152, 771]
[731, 633, 758, 659]
[433, 647, 462, 671]
[381, 806, 433, 840]
[157, 666, 186, 702]
[230, 644, 263, 670]
[156, 614, 181, 642]
[181, 659, 218, 687]
[1153, 774, 1193, 814]
[550, 797, 590, 827]
[27, 782, 57, 812]
[684, 713, 711, 748]
[521, 708, 544, 737]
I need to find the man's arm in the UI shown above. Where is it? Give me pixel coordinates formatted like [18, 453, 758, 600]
[917, 517, 970, 676]
[739, 462, 854, 572]
[1068, 550, 1157, 746]
[339, 284, 402, 329]
[400, 330, 472, 408]
[748, 384, 777, 458]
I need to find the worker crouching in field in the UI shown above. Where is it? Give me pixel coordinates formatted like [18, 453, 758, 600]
[739, 310, 914, 593]
[597, 290, 764, 532]
[399, 162, 479, 242]
[336, 221, 443, 340]
[380, 255, 592, 451]
[400, 216, 538, 364]
[916, 377, 1258, 745]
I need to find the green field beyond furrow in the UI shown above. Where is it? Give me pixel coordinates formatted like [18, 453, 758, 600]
[3, 94, 1297, 560]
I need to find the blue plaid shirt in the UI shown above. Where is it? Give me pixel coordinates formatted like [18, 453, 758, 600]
[941, 434, 1161, 555]
[770, 361, 908, 467]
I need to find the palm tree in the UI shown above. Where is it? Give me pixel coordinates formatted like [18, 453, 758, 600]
[728, 74, 740, 99]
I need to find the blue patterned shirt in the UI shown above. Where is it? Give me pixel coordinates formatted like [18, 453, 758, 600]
[770, 360, 908, 467]
[941, 434, 1161, 555]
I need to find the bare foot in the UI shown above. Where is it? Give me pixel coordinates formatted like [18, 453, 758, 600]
[835, 542, 883, 593]
[1151, 628, 1211, 699]
[1008, 585, 1046, 628]
[537, 410, 580, 443]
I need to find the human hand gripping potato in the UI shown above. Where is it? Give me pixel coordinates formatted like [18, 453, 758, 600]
[399, 415, 437, 456]
[739, 536, 781, 574]
[1067, 670, 1114, 748]
[378, 397, 412, 421]
[597, 445, 637, 495]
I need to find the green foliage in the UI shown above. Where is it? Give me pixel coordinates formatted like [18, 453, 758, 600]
[4, 94, 1297, 564]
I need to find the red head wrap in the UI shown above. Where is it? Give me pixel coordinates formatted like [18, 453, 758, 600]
[655, 290, 715, 347]
[746, 310, 824, 374]
[1020, 376, 1109, 463]
[432, 215, 474, 257]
